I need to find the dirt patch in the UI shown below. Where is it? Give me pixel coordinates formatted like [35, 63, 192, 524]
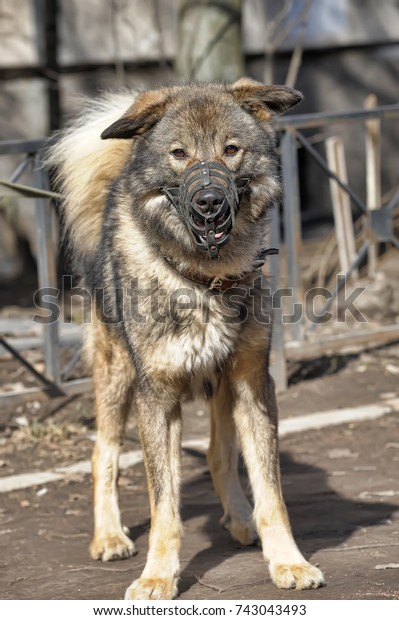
[1, 412, 399, 600]
[1, 343, 399, 600]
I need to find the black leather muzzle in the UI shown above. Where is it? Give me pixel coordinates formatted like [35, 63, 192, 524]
[162, 161, 249, 259]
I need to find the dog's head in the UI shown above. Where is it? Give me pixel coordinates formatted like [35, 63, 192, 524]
[101, 79, 302, 267]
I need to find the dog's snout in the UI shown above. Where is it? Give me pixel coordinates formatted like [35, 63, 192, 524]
[193, 188, 224, 214]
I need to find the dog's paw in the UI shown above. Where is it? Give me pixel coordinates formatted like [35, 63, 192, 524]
[221, 514, 258, 546]
[90, 531, 136, 562]
[270, 561, 325, 590]
[125, 577, 178, 600]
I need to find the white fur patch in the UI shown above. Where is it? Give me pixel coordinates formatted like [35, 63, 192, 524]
[150, 289, 240, 377]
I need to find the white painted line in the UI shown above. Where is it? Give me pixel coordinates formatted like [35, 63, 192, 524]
[279, 398, 399, 436]
[1, 398, 398, 494]
[0, 451, 144, 494]
[0, 470, 63, 493]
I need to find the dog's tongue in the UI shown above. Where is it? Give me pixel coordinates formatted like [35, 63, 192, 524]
[202, 231, 224, 241]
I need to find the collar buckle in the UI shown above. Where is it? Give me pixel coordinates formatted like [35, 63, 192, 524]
[210, 277, 223, 290]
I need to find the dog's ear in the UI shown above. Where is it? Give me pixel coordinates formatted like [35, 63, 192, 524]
[229, 77, 303, 122]
[101, 88, 170, 139]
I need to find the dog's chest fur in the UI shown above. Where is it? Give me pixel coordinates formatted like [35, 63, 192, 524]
[156, 297, 239, 374]
[108, 230, 248, 382]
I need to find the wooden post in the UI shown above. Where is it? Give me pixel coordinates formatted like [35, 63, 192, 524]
[364, 94, 381, 277]
[176, 0, 244, 82]
[326, 136, 358, 281]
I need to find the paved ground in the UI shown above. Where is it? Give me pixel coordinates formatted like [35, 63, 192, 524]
[1, 342, 399, 600]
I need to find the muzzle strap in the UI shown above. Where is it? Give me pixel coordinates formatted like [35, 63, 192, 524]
[199, 161, 211, 186]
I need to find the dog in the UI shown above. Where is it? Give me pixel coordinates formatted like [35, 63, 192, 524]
[48, 78, 325, 599]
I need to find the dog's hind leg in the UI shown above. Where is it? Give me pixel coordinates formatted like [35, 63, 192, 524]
[230, 349, 325, 591]
[89, 322, 136, 562]
[125, 386, 182, 600]
[208, 375, 258, 545]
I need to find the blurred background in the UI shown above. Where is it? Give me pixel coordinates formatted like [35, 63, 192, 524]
[0, 0, 398, 286]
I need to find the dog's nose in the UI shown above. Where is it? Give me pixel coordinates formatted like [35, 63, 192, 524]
[193, 188, 224, 215]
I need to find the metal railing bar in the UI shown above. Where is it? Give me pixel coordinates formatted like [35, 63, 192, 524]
[0, 378, 92, 408]
[9, 155, 33, 184]
[0, 333, 82, 354]
[281, 130, 303, 341]
[34, 158, 61, 384]
[0, 104, 396, 156]
[0, 336, 64, 396]
[295, 130, 367, 215]
[274, 103, 399, 130]
[0, 179, 63, 200]
[0, 139, 46, 155]
[386, 187, 399, 213]
[60, 346, 82, 382]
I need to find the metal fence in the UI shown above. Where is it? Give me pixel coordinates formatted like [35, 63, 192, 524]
[271, 103, 399, 390]
[0, 139, 91, 407]
[1, 103, 399, 406]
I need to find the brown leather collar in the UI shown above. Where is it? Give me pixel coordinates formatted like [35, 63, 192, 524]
[163, 248, 279, 292]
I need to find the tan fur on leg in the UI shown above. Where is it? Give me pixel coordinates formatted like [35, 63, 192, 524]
[89, 320, 136, 562]
[125, 399, 182, 600]
[230, 351, 325, 590]
[208, 376, 257, 545]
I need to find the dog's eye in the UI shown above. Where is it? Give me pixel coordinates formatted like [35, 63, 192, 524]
[225, 144, 240, 156]
[171, 148, 187, 159]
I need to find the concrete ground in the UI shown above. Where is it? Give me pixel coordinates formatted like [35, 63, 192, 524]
[1, 341, 399, 600]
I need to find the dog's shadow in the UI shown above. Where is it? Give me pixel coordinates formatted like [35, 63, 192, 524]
[127, 447, 397, 597]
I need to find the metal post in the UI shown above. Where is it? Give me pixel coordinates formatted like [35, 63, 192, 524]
[269, 204, 287, 393]
[34, 157, 61, 384]
[281, 130, 303, 342]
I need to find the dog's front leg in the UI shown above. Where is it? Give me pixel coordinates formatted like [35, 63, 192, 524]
[90, 332, 136, 562]
[230, 352, 325, 590]
[208, 375, 257, 545]
[125, 389, 182, 601]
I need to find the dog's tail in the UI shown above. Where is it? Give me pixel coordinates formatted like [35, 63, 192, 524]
[45, 91, 136, 271]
